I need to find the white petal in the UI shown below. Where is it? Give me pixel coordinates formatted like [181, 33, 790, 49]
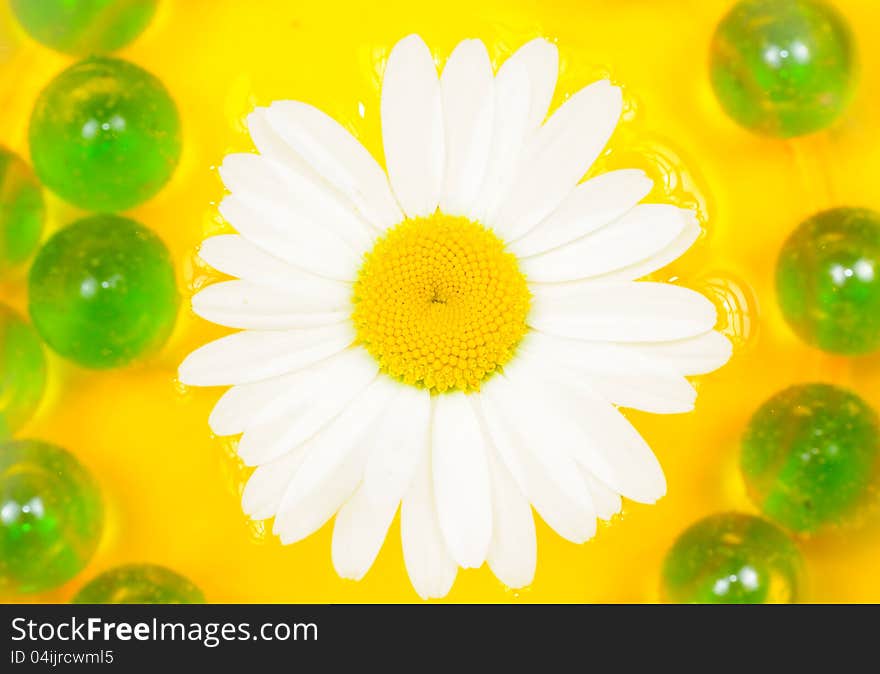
[361, 386, 431, 512]
[273, 376, 399, 545]
[333, 386, 431, 581]
[178, 323, 354, 387]
[220, 152, 374, 259]
[257, 102, 403, 230]
[219, 194, 358, 282]
[478, 373, 596, 543]
[530, 281, 717, 342]
[241, 445, 309, 520]
[522, 332, 696, 414]
[208, 347, 374, 436]
[431, 393, 492, 569]
[275, 464, 361, 546]
[622, 330, 733, 376]
[439, 39, 494, 216]
[469, 58, 532, 224]
[498, 38, 558, 130]
[381, 34, 444, 218]
[485, 441, 537, 589]
[198, 235, 328, 288]
[236, 349, 377, 465]
[192, 280, 350, 330]
[332, 484, 398, 582]
[581, 469, 622, 521]
[566, 386, 666, 504]
[521, 204, 691, 282]
[490, 81, 623, 241]
[401, 443, 458, 600]
[509, 356, 666, 503]
[595, 218, 702, 282]
[508, 169, 653, 257]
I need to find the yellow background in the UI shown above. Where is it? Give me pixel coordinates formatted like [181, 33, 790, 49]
[2, 0, 880, 602]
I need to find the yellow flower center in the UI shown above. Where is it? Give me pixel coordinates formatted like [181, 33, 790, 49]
[352, 213, 531, 394]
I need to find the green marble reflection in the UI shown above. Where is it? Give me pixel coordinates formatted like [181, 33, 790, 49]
[73, 564, 205, 604]
[742, 383, 880, 533]
[0, 147, 44, 274]
[662, 513, 803, 603]
[29, 57, 181, 212]
[10, 0, 158, 55]
[29, 215, 178, 369]
[710, 0, 856, 137]
[777, 208, 880, 355]
[0, 304, 46, 435]
[0, 440, 103, 594]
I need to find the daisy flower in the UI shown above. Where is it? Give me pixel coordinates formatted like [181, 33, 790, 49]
[179, 34, 731, 599]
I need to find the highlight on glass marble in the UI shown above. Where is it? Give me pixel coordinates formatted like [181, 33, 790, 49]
[29, 56, 182, 213]
[3, 0, 880, 609]
[72, 564, 205, 604]
[661, 513, 803, 604]
[741, 383, 880, 534]
[0, 146, 44, 275]
[0, 304, 46, 439]
[10, 0, 159, 55]
[777, 208, 880, 355]
[0, 440, 103, 595]
[28, 214, 178, 370]
[710, 0, 856, 137]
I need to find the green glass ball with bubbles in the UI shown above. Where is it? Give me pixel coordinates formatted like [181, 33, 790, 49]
[742, 383, 880, 533]
[0, 440, 103, 594]
[0, 304, 46, 437]
[29, 56, 181, 212]
[662, 513, 803, 603]
[777, 208, 880, 355]
[73, 564, 205, 604]
[0, 147, 44, 274]
[10, 0, 158, 55]
[710, 0, 856, 137]
[28, 214, 178, 370]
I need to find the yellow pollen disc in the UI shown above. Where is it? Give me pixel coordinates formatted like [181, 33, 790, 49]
[352, 213, 531, 394]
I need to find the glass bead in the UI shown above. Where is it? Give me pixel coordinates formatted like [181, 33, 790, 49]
[742, 383, 880, 533]
[0, 440, 103, 594]
[0, 304, 46, 435]
[0, 147, 44, 274]
[10, 0, 158, 55]
[29, 57, 181, 212]
[28, 214, 178, 369]
[710, 0, 856, 137]
[662, 513, 803, 603]
[73, 564, 205, 604]
[777, 208, 880, 355]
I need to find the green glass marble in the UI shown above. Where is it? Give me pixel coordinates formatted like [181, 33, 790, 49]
[777, 208, 880, 355]
[73, 564, 205, 604]
[29, 214, 178, 369]
[0, 147, 44, 274]
[742, 383, 880, 533]
[0, 304, 47, 435]
[10, 0, 158, 55]
[662, 513, 803, 604]
[710, 0, 856, 137]
[29, 57, 181, 212]
[0, 440, 103, 594]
